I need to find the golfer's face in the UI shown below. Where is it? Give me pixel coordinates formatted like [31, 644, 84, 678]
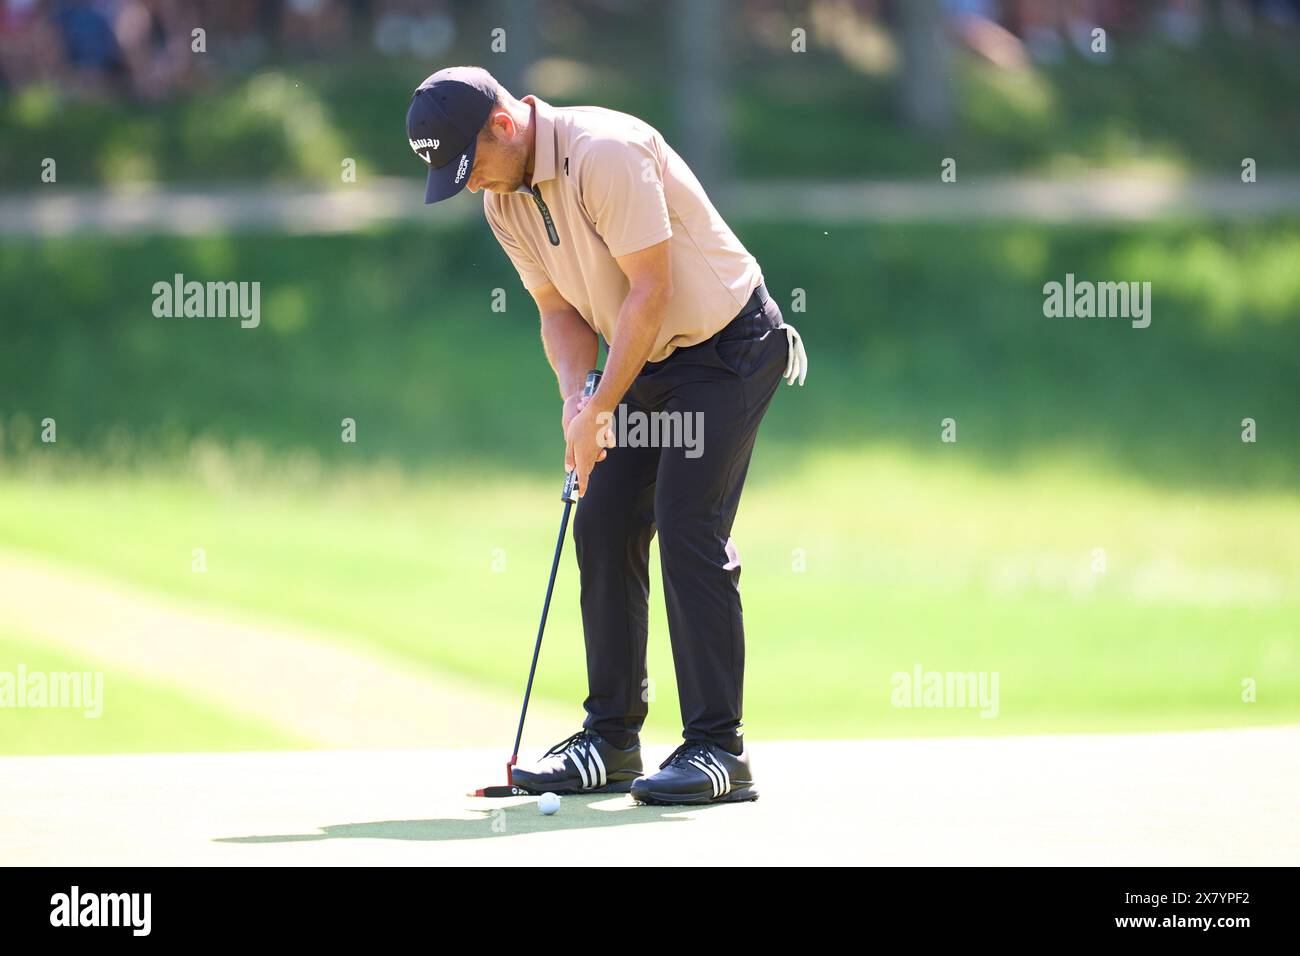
[466, 131, 522, 194]
[464, 156, 493, 193]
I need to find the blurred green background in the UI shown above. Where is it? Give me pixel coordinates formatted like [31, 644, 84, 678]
[1, 0, 1298, 755]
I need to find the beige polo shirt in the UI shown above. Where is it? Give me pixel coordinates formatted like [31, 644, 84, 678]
[484, 96, 762, 363]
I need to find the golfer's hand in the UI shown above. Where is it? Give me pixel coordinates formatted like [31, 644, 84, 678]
[561, 391, 593, 471]
[564, 405, 614, 497]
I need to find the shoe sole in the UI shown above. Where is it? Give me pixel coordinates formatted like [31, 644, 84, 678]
[512, 776, 641, 796]
[630, 786, 759, 806]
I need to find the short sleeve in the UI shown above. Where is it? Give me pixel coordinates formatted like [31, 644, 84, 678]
[484, 197, 551, 291]
[577, 136, 673, 258]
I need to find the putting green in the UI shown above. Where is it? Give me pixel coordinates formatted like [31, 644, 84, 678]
[1, 446, 1296, 753]
[0, 628, 303, 755]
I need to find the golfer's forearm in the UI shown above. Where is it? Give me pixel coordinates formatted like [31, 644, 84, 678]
[539, 308, 599, 399]
[591, 285, 667, 414]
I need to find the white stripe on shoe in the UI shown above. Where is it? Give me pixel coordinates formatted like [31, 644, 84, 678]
[570, 745, 592, 789]
[708, 753, 732, 796]
[588, 747, 607, 788]
[690, 758, 723, 798]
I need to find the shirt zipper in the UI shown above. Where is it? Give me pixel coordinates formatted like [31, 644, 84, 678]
[530, 185, 561, 246]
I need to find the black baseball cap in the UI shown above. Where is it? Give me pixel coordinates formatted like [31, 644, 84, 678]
[406, 66, 500, 204]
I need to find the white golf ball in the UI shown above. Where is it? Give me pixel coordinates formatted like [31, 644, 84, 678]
[538, 792, 561, 815]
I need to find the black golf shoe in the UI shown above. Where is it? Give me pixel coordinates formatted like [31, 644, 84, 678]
[631, 740, 758, 805]
[510, 730, 643, 795]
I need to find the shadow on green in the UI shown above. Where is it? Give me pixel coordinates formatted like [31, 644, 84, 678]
[213, 795, 738, 845]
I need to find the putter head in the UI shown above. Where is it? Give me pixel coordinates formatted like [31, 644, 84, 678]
[467, 784, 531, 798]
[466, 758, 526, 798]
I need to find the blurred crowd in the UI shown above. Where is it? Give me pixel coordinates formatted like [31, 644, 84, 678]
[941, 0, 1300, 67]
[1, 0, 1297, 99]
[0, 0, 456, 98]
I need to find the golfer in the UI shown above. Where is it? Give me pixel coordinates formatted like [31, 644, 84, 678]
[408, 66, 806, 805]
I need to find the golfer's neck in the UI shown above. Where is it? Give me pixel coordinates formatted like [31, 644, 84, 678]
[522, 100, 537, 188]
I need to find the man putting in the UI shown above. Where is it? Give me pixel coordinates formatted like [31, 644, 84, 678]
[408, 66, 806, 805]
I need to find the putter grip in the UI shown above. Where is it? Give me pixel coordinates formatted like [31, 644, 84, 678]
[562, 369, 603, 502]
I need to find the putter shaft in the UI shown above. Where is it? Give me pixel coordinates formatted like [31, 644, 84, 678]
[509, 497, 573, 771]
[500, 369, 602, 791]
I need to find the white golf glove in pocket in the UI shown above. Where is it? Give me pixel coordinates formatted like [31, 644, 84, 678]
[780, 323, 808, 386]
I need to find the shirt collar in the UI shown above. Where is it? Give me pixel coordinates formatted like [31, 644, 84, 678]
[522, 94, 557, 187]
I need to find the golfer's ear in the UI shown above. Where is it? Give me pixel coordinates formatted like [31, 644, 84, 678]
[485, 108, 511, 140]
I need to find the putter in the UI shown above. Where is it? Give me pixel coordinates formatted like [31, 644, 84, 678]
[469, 368, 602, 798]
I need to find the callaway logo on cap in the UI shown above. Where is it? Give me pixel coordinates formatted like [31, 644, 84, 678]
[409, 138, 440, 164]
[406, 66, 500, 203]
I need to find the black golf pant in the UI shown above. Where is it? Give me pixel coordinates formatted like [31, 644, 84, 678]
[573, 284, 788, 755]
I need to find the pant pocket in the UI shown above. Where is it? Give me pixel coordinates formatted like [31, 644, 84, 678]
[712, 334, 760, 379]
